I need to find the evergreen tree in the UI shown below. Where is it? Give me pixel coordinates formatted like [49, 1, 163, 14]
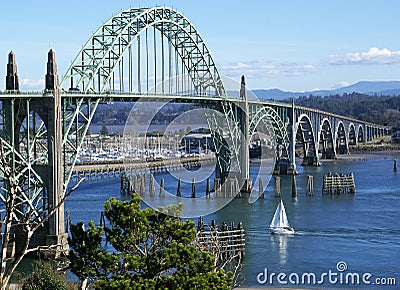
[68, 195, 233, 289]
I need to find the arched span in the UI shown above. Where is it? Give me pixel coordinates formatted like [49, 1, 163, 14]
[335, 121, 349, 154]
[249, 105, 290, 160]
[348, 123, 357, 145]
[318, 118, 335, 159]
[61, 7, 225, 96]
[357, 125, 364, 143]
[296, 114, 318, 166]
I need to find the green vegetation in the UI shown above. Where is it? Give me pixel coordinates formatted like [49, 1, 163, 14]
[68, 195, 233, 289]
[295, 93, 400, 127]
[20, 260, 67, 290]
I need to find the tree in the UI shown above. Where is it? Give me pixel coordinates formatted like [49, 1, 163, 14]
[0, 140, 83, 289]
[68, 195, 233, 289]
[20, 260, 67, 290]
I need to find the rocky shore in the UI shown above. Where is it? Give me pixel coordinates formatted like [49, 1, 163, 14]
[349, 144, 400, 154]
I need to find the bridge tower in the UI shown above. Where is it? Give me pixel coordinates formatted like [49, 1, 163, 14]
[288, 99, 297, 174]
[44, 49, 68, 252]
[239, 76, 251, 192]
[2, 51, 67, 256]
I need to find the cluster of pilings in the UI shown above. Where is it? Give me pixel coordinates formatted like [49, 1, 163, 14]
[273, 174, 314, 198]
[196, 217, 245, 264]
[120, 173, 254, 198]
[322, 172, 355, 195]
[213, 177, 247, 198]
[121, 173, 165, 197]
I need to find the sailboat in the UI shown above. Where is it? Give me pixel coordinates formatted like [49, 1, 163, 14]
[269, 199, 294, 234]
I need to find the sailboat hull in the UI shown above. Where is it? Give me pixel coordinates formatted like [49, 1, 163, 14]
[270, 227, 294, 235]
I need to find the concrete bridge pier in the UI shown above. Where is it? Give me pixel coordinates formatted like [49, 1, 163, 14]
[287, 99, 297, 174]
[44, 50, 68, 256]
[4, 50, 68, 257]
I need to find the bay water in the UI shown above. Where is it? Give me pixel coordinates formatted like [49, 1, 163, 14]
[65, 153, 400, 288]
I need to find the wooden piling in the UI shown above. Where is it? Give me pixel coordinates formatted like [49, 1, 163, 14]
[214, 178, 221, 197]
[191, 178, 196, 198]
[206, 178, 210, 198]
[140, 174, 146, 196]
[160, 178, 165, 197]
[394, 158, 397, 172]
[134, 175, 140, 194]
[291, 174, 297, 197]
[120, 173, 125, 194]
[275, 176, 281, 198]
[306, 175, 314, 196]
[235, 176, 241, 198]
[258, 178, 264, 198]
[149, 174, 155, 197]
[129, 175, 133, 194]
[223, 180, 227, 198]
[177, 179, 181, 197]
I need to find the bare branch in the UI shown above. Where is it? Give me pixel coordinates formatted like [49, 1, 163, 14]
[31, 177, 85, 234]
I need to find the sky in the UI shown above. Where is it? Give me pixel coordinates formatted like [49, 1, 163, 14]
[1, 0, 400, 92]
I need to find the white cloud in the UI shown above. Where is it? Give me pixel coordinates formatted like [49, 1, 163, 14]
[328, 47, 400, 65]
[20, 78, 45, 90]
[220, 60, 316, 78]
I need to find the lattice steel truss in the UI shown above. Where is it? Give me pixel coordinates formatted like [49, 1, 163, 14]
[248, 104, 290, 161]
[59, 7, 244, 186]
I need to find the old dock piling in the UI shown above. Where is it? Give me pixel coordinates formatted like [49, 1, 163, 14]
[177, 179, 181, 197]
[159, 178, 165, 197]
[322, 172, 355, 195]
[140, 174, 146, 196]
[196, 217, 245, 267]
[258, 179, 264, 198]
[291, 175, 297, 197]
[206, 178, 210, 198]
[191, 178, 196, 198]
[149, 174, 155, 197]
[394, 158, 397, 172]
[306, 175, 314, 196]
[275, 176, 281, 197]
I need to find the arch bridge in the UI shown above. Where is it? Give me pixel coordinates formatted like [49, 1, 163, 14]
[0, 6, 390, 251]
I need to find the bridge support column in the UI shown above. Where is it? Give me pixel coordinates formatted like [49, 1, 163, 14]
[239, 76, 251, 193]
[44, 50, 68, 256]
[287, 99, 297, 174]
[6, 51, 19, 91]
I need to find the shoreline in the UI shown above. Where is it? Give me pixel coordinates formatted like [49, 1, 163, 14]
[320, 150, 399, 163]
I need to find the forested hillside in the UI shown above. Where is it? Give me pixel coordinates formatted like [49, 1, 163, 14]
[294, 93, 400, 127]
[91, 94, 400, 128]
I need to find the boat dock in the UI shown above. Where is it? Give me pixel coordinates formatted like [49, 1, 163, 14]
[72, 155, 216, 180]
[322, 172, 356, 195]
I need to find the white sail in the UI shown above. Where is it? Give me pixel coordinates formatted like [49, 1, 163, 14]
[270, 201, 281, 228]
[270, 200, 291, 228]
[278, 200, 290, 228]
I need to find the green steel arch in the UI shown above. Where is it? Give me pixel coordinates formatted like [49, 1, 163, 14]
[61, 6, 226, 96]
[60, 6, 231, 190]
[248, 105, 290, 159]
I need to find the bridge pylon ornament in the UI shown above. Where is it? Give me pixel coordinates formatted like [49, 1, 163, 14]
[1, 50, 68, 256]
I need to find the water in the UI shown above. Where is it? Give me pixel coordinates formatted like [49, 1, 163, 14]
[65, 153, 400, 288]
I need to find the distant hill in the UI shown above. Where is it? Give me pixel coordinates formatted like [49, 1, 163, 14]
[252, 81, 400, 101]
